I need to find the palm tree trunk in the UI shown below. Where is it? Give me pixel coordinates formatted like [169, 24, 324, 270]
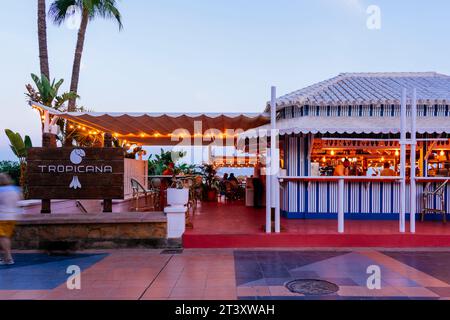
[37, 0, 50, 79]
[68, 8, 89, 112]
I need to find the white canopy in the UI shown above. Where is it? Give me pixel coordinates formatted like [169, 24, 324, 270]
[240, 116, 450, 138]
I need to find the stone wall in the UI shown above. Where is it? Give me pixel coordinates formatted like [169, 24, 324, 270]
[11, 213, 180, 250]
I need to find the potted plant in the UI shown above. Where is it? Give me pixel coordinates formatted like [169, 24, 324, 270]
[201, 164, 220, 202]
[148, 149, 187, 176]
[167, 176, 189, 207]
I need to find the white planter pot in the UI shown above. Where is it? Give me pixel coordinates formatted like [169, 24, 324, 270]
[167, 188, 189, 207]
[165, 206, 187, 239]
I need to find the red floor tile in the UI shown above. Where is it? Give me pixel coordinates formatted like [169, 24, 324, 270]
[184, 201, 450, 248]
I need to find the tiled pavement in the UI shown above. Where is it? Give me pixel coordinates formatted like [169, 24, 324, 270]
[1, 249, 450, 300]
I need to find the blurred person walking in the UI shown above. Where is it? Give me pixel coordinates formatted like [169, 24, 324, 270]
[0, 173, 21, 266]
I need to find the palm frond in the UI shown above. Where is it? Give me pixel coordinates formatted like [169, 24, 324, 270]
[49, 0, 79, 25]
[54, 92, 79, 109]
[95, 0, 123, 30]
[5, 129, 26, 158]
[53, 78, 64, 95]
[24, 136, 33, 149]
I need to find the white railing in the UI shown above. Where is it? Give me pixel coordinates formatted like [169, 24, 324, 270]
[278, 176, 403, 234]
[279, 175, 450, 233]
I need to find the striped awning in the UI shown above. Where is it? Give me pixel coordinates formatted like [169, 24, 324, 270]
[32, 103, 269, 146]
[240, 116, 450, 138]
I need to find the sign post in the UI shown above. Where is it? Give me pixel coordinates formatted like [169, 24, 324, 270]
[41, 132, 57, 214]
[103, 133, 114, 213]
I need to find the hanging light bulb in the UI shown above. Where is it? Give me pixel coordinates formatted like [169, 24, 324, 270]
[331, 150, 335, 156]
[440, 150, 445, 157]
[395, 150, 400, 157]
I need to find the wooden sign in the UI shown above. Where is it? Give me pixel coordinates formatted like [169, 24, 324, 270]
[27, 148, 124, 200]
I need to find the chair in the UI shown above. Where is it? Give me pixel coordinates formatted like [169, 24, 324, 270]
[421, 180, 448, 224]
[150, 178, 161, 210]
[224, 180, 239, 201]
[131, 178, 160, 212]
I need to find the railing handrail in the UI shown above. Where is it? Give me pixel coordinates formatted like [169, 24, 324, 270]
[278, 176, 450, 183]
[415, 177, 450, 181]
[278, 176, 402, 182]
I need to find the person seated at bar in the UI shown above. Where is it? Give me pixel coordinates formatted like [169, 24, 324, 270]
[228, 173, 238, 183]
[380, 162, 396, 176]
[334, 160, 349, 176]
[219, 173, 229, 195]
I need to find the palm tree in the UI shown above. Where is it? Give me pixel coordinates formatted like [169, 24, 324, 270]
[49, 0, 122, 112]
[26, 73, 77, 109]
[38, 0, 50, 79]
[25, 73, 78, 143]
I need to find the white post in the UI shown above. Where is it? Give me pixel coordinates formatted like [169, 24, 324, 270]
[274, 152, 281, 233]
[270, 86, 281, 233]
[43, 110, 50, 133]
[400, 88, 407, 233]
[410, 88, 417, 233]
[338, 178, 345, 233]
[265, 143, 272, 234]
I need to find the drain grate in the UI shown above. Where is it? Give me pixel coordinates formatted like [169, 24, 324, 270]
[161, 249, 184, 255]
[285, 279, 339, 296]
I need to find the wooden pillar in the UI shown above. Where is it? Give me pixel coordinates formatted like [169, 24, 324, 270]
[103, 133, 113, 213]
[41, 132, 57, 214]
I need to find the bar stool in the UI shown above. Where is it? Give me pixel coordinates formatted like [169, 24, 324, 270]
[421, 180, 448, 224]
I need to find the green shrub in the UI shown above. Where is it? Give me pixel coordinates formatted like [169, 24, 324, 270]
[0, 161, 21, 185]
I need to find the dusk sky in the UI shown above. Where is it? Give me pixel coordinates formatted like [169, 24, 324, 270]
[1, 0, 450, 160]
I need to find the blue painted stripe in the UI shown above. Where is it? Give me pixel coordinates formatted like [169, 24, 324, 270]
[281, 211, 450, 221]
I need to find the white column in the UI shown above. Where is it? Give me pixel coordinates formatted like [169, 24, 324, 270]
[410, 88, 417, 233]
[338, 178, 345, 233]
[270, 86, 281, 233]
[400, 88, 407, 233]
[43, 110, 50, 133]
[265, 143, 272, 234]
